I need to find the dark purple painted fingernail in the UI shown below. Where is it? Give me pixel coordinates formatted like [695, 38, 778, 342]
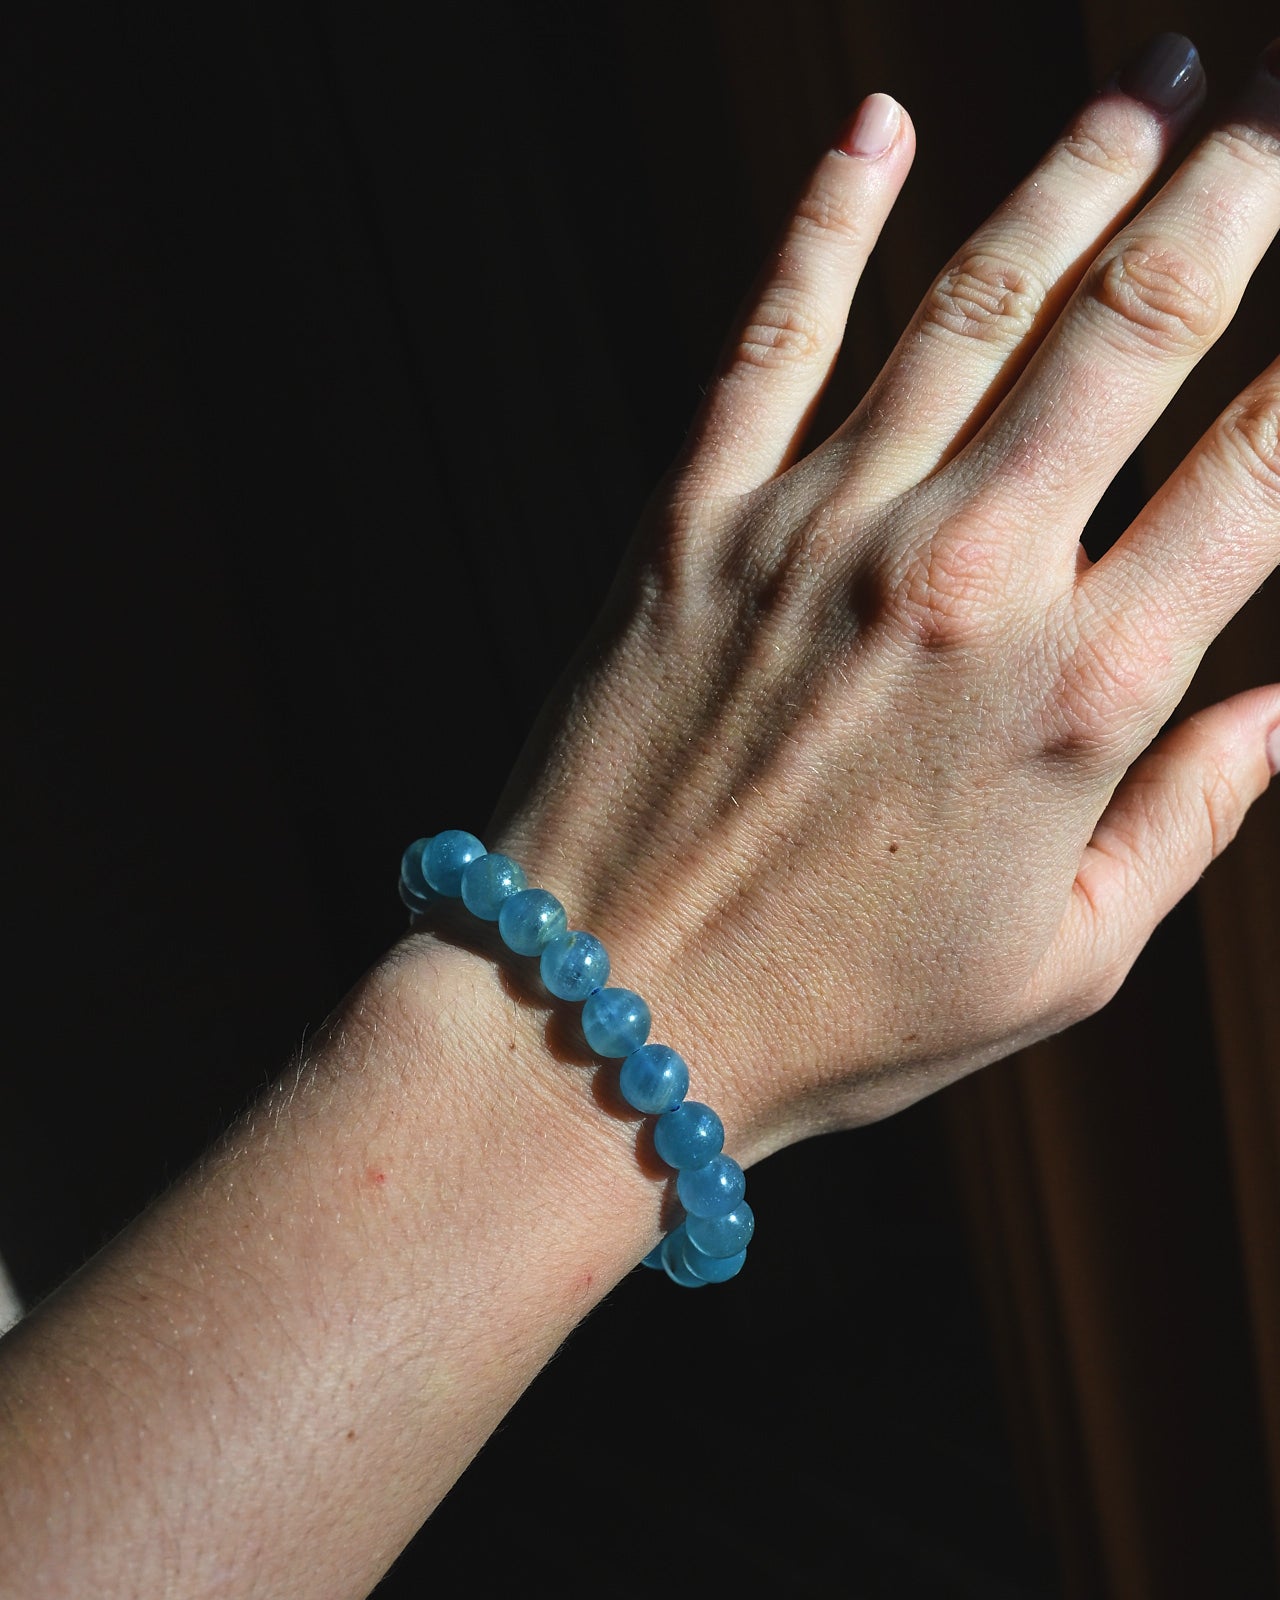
[1263, 39, 1280, 81]
[1116, 32, 1204, 115]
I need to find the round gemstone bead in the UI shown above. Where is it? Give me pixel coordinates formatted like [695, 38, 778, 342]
[683, 1242, 747, 1283]
[619, 1043, 689, 1115]
[498, 889, 568, 956]
[424, 830, 486, 896]
[653, 1100, 724, 1170]
[400, 837, 432, 897]
[686, 1202, 754, 1258]
[540, 931, 610, 1001]
[660, 1228, 706, 1288]
[460, 853, 527, 920]
[677, 1154, 746, 1219]
[581, 988, 651, 1058]
[639, 1241, 666, 1271]
[398, 874, 436, 915]
[397, 830, 752, 1288]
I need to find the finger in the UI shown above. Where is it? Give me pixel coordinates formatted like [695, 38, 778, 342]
[1044, 685, 1280, 1011]
[679, 94, 915, 499]
[1076, 353, 1280, 694]
[969, 44, 1280, 535]
[815, 34, 1206, 501]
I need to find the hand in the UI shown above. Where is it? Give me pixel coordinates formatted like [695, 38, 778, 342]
[465, 38, 1280, 1161]
[11, 39, 1279, 1596]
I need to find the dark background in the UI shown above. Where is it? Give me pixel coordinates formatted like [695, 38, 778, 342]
[5, 5, 1277, 1595]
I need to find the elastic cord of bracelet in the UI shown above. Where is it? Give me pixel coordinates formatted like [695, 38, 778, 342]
[399, 831, 754, 1287]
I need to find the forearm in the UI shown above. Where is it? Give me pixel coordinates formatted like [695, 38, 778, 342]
[0, 936, 658, 1599]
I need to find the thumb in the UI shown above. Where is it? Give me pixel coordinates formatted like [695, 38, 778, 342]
[1050, 684, 1280, 1015]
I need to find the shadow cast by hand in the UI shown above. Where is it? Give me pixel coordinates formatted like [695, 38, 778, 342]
[419, 908, 680, 1218]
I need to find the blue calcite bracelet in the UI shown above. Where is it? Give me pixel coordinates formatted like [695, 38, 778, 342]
[400, 830, 752, 1286]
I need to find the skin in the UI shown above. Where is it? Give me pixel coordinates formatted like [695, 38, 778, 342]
[2, 41, 1279, 1600]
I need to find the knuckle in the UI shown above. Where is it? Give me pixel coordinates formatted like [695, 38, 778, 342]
[1216, 387, 1280, 496]
[791, 181, 866, 248]
[789, 497, 849, 571]
[873, 521, 1010, 652]
[1206, 121, 1280, 177]
[735, 285, 828, 371]
[1055, 117, 1145, 183]
[1199, 764, 1246, 860]
[1044, 626, 1155, 759]
[631, 472, 728, 614]
[921, 250, 1044, 352]
[1087, 236, 1223, 357]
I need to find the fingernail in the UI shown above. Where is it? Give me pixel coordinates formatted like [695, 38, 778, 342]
[837, 93, 900, 159]
[1267, 722, 1280, 777]
[1263, 39, 1280, 81]
[1115, 32, 1204, 115]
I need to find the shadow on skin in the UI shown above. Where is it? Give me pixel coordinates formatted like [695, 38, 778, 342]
[408, 907, 684, 1229]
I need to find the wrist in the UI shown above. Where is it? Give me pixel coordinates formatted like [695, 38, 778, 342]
[0, 932, 669, 1598]
[389, 833, 768, 1287]
[367, 929, 665, 1295]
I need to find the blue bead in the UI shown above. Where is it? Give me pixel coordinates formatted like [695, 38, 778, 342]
[683, 1242, 747, 1283]
[398, 874, 436, 915]
[639, 1241, 666, 1271]
[653, 1101, 724, 1170]
[460, 853, 527, 920]
[540, 931, 610, 1001]
[581, 988, 651, 1058]
[677, 1155, 745, 1219]
[618, 1044, 689, 1115]
[660, 1227, 706, 1288]
[424, 830, 486, 896]
[400, 837, 432, 897]
[686, 1202, 755, 1258]
[498, 889, 567, 956]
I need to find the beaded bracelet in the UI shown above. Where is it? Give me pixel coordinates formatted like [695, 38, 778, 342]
[399, 830, 754, 1287]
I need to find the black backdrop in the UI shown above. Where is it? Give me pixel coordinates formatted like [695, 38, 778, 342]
[11, 4, 1248, 1593]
